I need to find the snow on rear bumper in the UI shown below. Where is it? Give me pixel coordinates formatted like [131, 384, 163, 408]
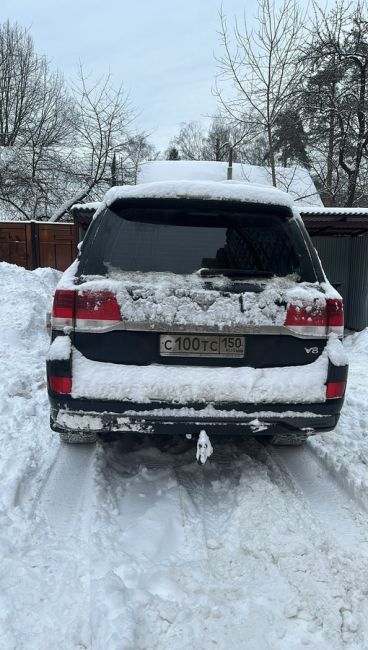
[70, 345, 334, 405]
[51, 406, 339, 437]
[68, 335, 348, 405]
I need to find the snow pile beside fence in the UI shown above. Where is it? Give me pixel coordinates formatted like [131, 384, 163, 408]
[0, 262, 61, 510]
[310, 328, 368, 506]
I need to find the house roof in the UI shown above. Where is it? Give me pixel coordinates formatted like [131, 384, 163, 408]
[137, 160, 323, 208]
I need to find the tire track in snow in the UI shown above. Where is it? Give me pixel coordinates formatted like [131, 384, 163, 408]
[86, 436, 368, 649]
[247, 440, 368, 648]
[267, 444, 368, 554]
[172, 462, 210, 563]
[15, 442, 98, 650]
[36, 442, 96, 536]
[173, 440, 245, 561]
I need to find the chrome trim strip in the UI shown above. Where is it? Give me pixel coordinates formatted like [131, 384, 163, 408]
[52, 317, 73, 328]
[68, 319, 329, 339]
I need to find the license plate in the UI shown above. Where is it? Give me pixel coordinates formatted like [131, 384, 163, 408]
[160, 334, 245, 358]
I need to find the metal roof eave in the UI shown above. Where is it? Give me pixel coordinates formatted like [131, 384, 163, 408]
[299, 210, 368, 237]
[70, 204, 368, 237]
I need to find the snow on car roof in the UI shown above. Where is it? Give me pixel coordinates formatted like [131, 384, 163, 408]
[102, 180, 295, 212]
[70, 202, 101, 212]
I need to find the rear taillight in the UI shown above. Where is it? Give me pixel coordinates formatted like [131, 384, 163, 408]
[49, 376, 72, 394]
[326, 381, 346, 399]
[285, 298, 344, 337]
[285, 300, 326, 335]
[51, 289, 121, 330]
[326, 298, 344, 336]
[52, 290, 74, 323]
[75, 291, 121, 321]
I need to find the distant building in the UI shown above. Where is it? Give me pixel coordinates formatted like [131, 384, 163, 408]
[138, 160, 323, 208]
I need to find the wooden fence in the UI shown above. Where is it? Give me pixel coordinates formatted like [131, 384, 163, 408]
[0, 221, 76, 271]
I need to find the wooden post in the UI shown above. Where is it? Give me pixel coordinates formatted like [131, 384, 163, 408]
[30, 221, 39, 270]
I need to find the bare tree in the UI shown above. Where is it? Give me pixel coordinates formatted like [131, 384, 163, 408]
[49, 67, 134, 221]
[0, 23, 155, 221]
[0, 21, 37, 147]
[168, 116, 250, 163]
[301, 1, 368, 206]
[0, 21, 75, 219]
[215, 0, 306, 186]
[119, 132, 158, 185]
[170, 121, 206, 161]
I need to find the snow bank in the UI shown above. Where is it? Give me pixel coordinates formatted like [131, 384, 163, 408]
[0, 263, 75, 647]
[0, 262, 61, 502]
[310, 328, 368, 506]
[0, 263, 59, 348]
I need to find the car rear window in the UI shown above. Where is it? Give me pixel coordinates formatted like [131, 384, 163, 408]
[79, 203, 316, 281]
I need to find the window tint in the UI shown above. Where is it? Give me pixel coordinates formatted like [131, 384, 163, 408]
[79, 205, 314, 280]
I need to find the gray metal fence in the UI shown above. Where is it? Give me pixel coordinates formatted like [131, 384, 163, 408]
[313, 237, 368, 331]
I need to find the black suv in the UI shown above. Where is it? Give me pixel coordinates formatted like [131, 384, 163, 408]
[47, 181, 348, 446]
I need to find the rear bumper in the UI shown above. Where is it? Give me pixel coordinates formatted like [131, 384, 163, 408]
[47, 341, 348, 438]
[50, 398, 342, 437]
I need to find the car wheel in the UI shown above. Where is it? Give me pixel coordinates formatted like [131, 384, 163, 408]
[59, 431, 97, 444]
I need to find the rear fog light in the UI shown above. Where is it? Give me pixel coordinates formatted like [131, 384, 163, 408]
[326, 381, 346, 399]
[49, 376, 72, 394]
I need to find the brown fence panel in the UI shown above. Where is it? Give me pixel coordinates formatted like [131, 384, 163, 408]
[36, 223, 76, 271]
[0, 222, 33, 269]
[0, 221, 76, 271]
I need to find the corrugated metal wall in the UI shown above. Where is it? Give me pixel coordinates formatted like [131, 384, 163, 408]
[313, 237, 368, 331]
[346, 238, 368, 330]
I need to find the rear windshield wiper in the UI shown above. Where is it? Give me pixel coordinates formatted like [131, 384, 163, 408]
[198, 268, 273, 278]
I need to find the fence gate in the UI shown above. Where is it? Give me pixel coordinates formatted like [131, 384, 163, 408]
[37, 224, 75, 271]
[0, 222, 33, 269]
[0, 221, 76, 271]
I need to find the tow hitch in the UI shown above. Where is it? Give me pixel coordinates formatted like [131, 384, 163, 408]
[196, 430, 213, 465]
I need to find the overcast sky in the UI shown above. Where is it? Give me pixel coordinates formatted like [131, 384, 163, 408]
[2, 0, 258, 152]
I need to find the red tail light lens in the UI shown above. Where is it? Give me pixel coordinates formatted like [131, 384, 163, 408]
[285, 301, 327, 328]
[285, 297, 344, 337]
[75, 291, 121, 321]
[51, 289, 121, 330]
[49, 376, 72, 394]
[326, 381, 346, 399]
[327, 299, 344, 335]
[52, 290, 75, 319]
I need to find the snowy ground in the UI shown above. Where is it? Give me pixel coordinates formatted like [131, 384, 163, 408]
[1, 262, 368, 650]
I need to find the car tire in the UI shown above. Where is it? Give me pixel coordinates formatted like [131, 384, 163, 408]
[59, 431, 97, 444]
[259, 433, 308, 447]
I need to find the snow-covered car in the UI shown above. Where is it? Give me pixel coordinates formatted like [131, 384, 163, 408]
[47, 180, 348, 446]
